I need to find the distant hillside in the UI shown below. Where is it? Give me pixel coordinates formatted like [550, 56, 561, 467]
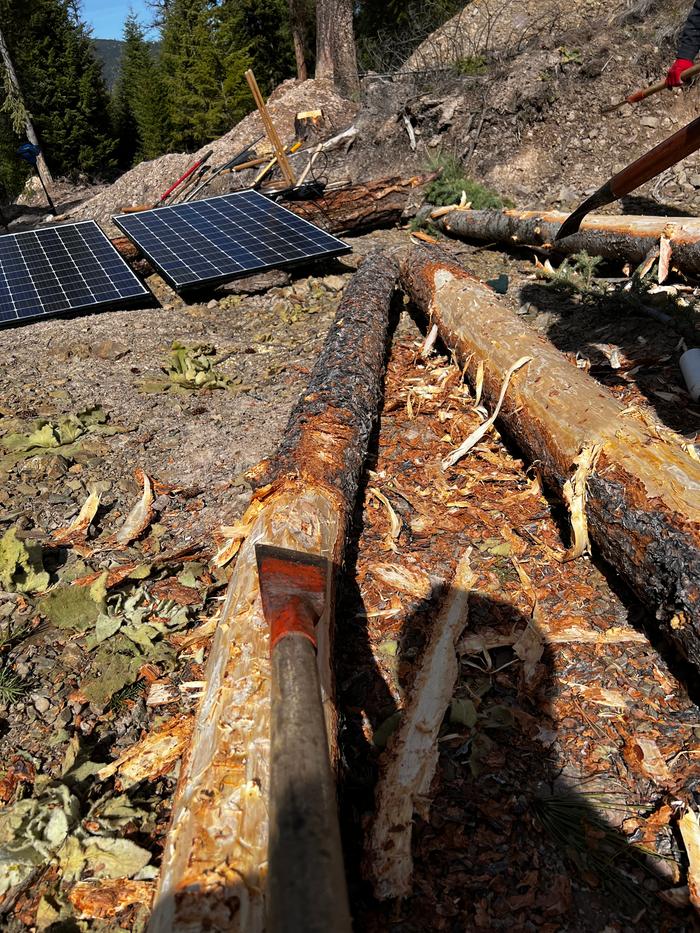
[92, 38, 161, 91]
[92, 39, 125, 90]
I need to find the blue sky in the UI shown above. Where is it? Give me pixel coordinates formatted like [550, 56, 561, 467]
[80, 1, 154, 40]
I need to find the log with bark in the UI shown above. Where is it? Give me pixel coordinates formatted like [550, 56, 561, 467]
[148, 249, 399, 933]
[288, 172, 439, 235]
[401, 246, 700, 668]
[435, 207, 700, 275]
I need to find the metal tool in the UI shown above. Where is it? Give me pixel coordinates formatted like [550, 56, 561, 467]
[181, 134, 265, 203]
[255, 544, 352, 933]
[121, 149, 214, 213]
[602, 61, 700, 114]
[556, 113, 700, 240]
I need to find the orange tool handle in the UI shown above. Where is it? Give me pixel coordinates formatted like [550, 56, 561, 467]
[627, 62, 700, 105]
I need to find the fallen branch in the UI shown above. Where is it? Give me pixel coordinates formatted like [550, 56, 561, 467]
[150, 250, 400, 932]
[365, 550, 474, 900]
[288, 172, 439, 235]
[401, 246, 700, 668]
[435, 207, 700, 275]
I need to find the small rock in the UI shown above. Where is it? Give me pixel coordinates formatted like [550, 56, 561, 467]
[92, 338, 129, 361]
[640, 116, 659, 129]
[207, 299, 218, 309]
[32, 695, 50, 714]
[322, 275, 347, 293]
[690, 175, 700, 189]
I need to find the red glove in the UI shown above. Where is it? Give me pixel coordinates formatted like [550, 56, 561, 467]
[667, 58, 695, 87]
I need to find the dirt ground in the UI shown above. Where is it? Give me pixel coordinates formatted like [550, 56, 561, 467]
[0, 215, 698, 929]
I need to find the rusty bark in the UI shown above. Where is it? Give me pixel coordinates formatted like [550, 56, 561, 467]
[401, 246, 700, 668]
[437, 207, 700, 274]
[149, 250, 399, 933]
[289, 172, 439, 234]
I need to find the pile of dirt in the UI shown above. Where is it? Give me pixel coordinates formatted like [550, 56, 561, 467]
[69, 79, 357, 234]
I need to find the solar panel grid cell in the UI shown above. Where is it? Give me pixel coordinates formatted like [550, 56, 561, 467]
[113, 190, 350, 290]
[0, 221, 150, 325]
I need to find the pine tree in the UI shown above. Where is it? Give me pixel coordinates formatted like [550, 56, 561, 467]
[0, 0, 118, 179]
[113, 13, 170, 167]
[160, 0, 232, 150]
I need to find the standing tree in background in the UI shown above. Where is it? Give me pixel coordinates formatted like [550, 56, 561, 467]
[160, 0, 233, 150]
[286, 0, 315, 80]
[0, 0, 117, 179]
[315, 0, 358, 97]
[113, 13, 170, 167]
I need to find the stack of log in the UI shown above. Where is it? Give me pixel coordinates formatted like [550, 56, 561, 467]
[148, 225, 700, 929]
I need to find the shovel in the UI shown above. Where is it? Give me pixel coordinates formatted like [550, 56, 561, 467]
[556, 113, 700, 240]
[255, 544, 352, 933]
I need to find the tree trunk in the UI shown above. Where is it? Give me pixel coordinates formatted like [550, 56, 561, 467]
[401, 246, 700, 669]
[315, 0, 358, 97]
[315, 0, 335, 81]
[437, 207, 700, 275]
[0, 26, 53, 187]
[148, 250, 399, 933]
[289, 172, 439, 234]
[332, 0, 359, 98]
[287, 0, 309, 81]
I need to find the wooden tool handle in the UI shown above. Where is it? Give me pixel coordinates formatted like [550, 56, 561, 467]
[268, 636, 352, 933]
[628, 61, 700, 104]
[611, 112, 700, 198]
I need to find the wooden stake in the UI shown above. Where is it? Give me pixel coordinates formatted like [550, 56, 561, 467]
[245, 69, 296, 188]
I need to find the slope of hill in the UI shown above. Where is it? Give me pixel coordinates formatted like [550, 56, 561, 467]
[92, 38, 125, 90]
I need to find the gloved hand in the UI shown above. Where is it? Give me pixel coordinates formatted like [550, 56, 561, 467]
[667, 58, 695, 86]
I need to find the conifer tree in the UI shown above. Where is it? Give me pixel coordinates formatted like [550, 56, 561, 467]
[160, 0, 232, 150]
[113, 13, 170, 167]
[0, 0, 117, 179]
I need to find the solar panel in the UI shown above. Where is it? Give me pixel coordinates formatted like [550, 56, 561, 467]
[113, 190, 351, 291]
[0, 221, 150, 325]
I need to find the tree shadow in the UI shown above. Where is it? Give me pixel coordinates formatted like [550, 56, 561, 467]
[619, 194, 697, 218]
[336, 579, 693, 931]
[518, 279, 699, 436]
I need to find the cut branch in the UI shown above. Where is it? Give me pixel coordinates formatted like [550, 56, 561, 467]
[401, 246, 700, 668]
[149, 250, 399, 932]
[288, 172, 439, 235]
[365, 550, 474, 900]
[436, 207, 700, 275]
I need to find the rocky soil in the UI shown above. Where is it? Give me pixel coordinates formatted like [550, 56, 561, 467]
[1, 0, 700, 928]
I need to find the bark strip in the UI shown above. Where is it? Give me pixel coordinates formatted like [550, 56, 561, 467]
[436, 207, 700, 274]
[365, 550, 474, 900]
[401, 246, 700, 668]
[288, 173, 439, 235]
[149, 250, 399, 933]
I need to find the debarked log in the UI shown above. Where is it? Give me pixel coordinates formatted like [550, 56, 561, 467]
[436, 207, 700, 274]
[287, 172, 439, 235]
[401, 246, 700, 668]
[149, 249, 399, 933]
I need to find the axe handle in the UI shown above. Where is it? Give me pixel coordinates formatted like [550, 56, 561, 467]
[268, 635, 352, 933]
[611, 111, 700, 197]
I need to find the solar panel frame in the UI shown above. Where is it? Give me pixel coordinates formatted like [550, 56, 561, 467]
[0, 220, 151, 326]
[112, 190, 351, 291]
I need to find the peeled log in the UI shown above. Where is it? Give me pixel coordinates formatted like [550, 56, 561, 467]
[288, 173, 439, 234]
[401, 246, 700, 668]
[149, 250, 399, 933]
[437, 207, 700, 274]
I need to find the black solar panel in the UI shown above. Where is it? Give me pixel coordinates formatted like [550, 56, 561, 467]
[113, 190, 350, 291]
[0, 221, 150, 325]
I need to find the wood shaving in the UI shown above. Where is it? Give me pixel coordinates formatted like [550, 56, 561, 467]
[441, 356, 532, 469]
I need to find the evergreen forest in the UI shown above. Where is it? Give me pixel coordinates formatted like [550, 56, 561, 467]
[0, 0, 465, 203]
